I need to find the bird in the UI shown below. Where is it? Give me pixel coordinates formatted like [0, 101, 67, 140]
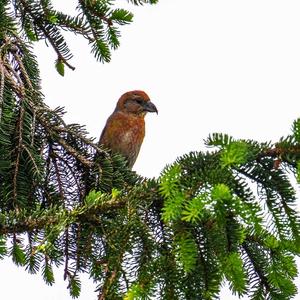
[99, 90, 158, 169]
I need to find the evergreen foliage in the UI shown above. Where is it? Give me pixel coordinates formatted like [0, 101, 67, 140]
[0, 1, 300, 299]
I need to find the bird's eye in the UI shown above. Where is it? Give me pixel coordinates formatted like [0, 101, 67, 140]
[135, 99, 144, 105]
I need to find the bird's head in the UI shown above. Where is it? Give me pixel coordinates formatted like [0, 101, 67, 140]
[115, 90, 158, 116]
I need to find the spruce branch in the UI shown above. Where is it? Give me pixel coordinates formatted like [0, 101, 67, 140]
[242, 241, 271, 295]
[17, 0, 75, 70]
[258, 145, 300, 160]
[0, 195, 127, 235]
[0, 59, 4, 118]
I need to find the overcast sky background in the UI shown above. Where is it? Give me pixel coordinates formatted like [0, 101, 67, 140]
[1, 0, 300, 299]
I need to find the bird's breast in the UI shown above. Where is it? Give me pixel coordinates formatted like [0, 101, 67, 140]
[101, 112, 146, 167]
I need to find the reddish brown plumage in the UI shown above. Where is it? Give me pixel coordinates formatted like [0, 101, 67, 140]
[99, 90, 158, 169]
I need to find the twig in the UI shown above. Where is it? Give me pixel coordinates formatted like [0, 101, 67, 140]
[13, 52, 34, 90]
[0, 60, 4, 120]
[258, 146, 300, 160]
[64, 228, 70, 280]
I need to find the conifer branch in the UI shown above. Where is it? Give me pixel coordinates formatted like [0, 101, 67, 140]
[0, 196, 127, 235]
[18, 0, 75, 70]
[259, 145, 300, 159]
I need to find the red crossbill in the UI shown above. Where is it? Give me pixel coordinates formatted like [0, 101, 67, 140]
[99, 90, 158, 169]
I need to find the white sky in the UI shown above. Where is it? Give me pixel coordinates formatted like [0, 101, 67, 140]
[1, 0, 300, 299]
